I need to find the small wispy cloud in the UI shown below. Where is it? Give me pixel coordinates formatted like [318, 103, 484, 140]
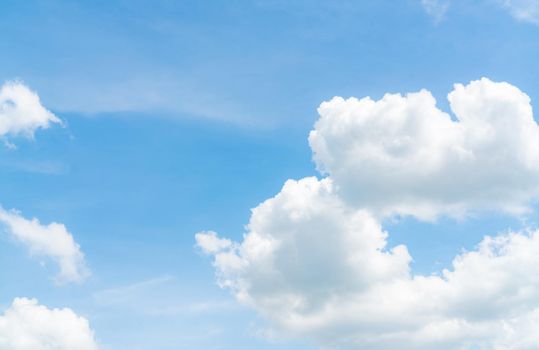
[93, 275, 175, 307]
[0, 159, 70, 175]
[421, 0, 450, 22]
[498, 0, 539, 25]
[93, 275, 234, 316]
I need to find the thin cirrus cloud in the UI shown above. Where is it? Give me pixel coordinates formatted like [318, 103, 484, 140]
[92, 275, 234, 316]
[421, 0, 539, 25]
[0, 298, 99, 350]
[197, 78, 539, 349]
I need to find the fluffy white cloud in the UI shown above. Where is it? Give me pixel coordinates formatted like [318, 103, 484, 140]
[195, 231, 233, 254]
[0, 82, 95, 348]
[196, 178, 410, 321]
[0, 82, 86, 282]
[0, 81, 61, 142]
[198, 78, 539, 349]
[198, 178, 539, 349]
[309, 78, 539, 220]
[0, 207, 89, 283]
[0, 298, 99, 350]
[499, 0, 539, 24]
[197, 177, 411, 308]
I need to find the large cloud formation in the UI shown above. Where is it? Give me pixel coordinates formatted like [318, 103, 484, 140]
[0, 298, 99, 350]
[310, 78, 539, 220]
[197, 78, 539, 349]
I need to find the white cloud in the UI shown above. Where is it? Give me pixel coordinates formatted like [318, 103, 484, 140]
[0, 207, 89, 283]
[196, 178, 411, 319]
[498, 0, 539, 24]
[198, 178, 539, 349]
[421, 0, 450, 22]
[0, 298, 99, 350]
[0, 82, 84, 282]
[198, 78, 539, 349]
[196, 231, 233, 254]
[0, 82, 95, 348]
[309, 77, 539, 220]
[0, 81, 61, 142]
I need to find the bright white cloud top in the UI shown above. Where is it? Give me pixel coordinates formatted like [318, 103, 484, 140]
[310, 78, 539, 220]
[0, 81, 61, 141]
[0, 207, 89, 283]
[0, 298, 99, 350]
[197, 78, 539, 349]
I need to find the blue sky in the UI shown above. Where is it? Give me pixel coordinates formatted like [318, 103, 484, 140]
[2, 1, 539, 349]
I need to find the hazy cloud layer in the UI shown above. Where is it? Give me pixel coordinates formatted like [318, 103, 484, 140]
[421, 1, 539, 25]
[421, 0, 450, 22]
[499, 0, 539, 24]
[198, 78, 539, 349]
[0, 298, 99, 350]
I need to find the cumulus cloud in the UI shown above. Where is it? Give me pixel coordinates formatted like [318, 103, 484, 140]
[0, 207, 89, 283]
[197, 178, 411, 308]
[498, 0, 539, 24]
[197, 178, 539, 349]
[0, 82, 95, 348]
[309, 78, 539, 220]
[0, 298, 99, 350]
[196, 231, 233, 254]
[0, 82, 85, 282]
[198, 78, 539, 349]
[196, 178, 410, 321]
[0, 81, 61, 142]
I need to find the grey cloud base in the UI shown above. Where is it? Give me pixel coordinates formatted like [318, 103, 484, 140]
[197, 78, 539, 349]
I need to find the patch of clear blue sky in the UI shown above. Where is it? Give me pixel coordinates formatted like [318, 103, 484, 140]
[1, 0, 539, 349]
